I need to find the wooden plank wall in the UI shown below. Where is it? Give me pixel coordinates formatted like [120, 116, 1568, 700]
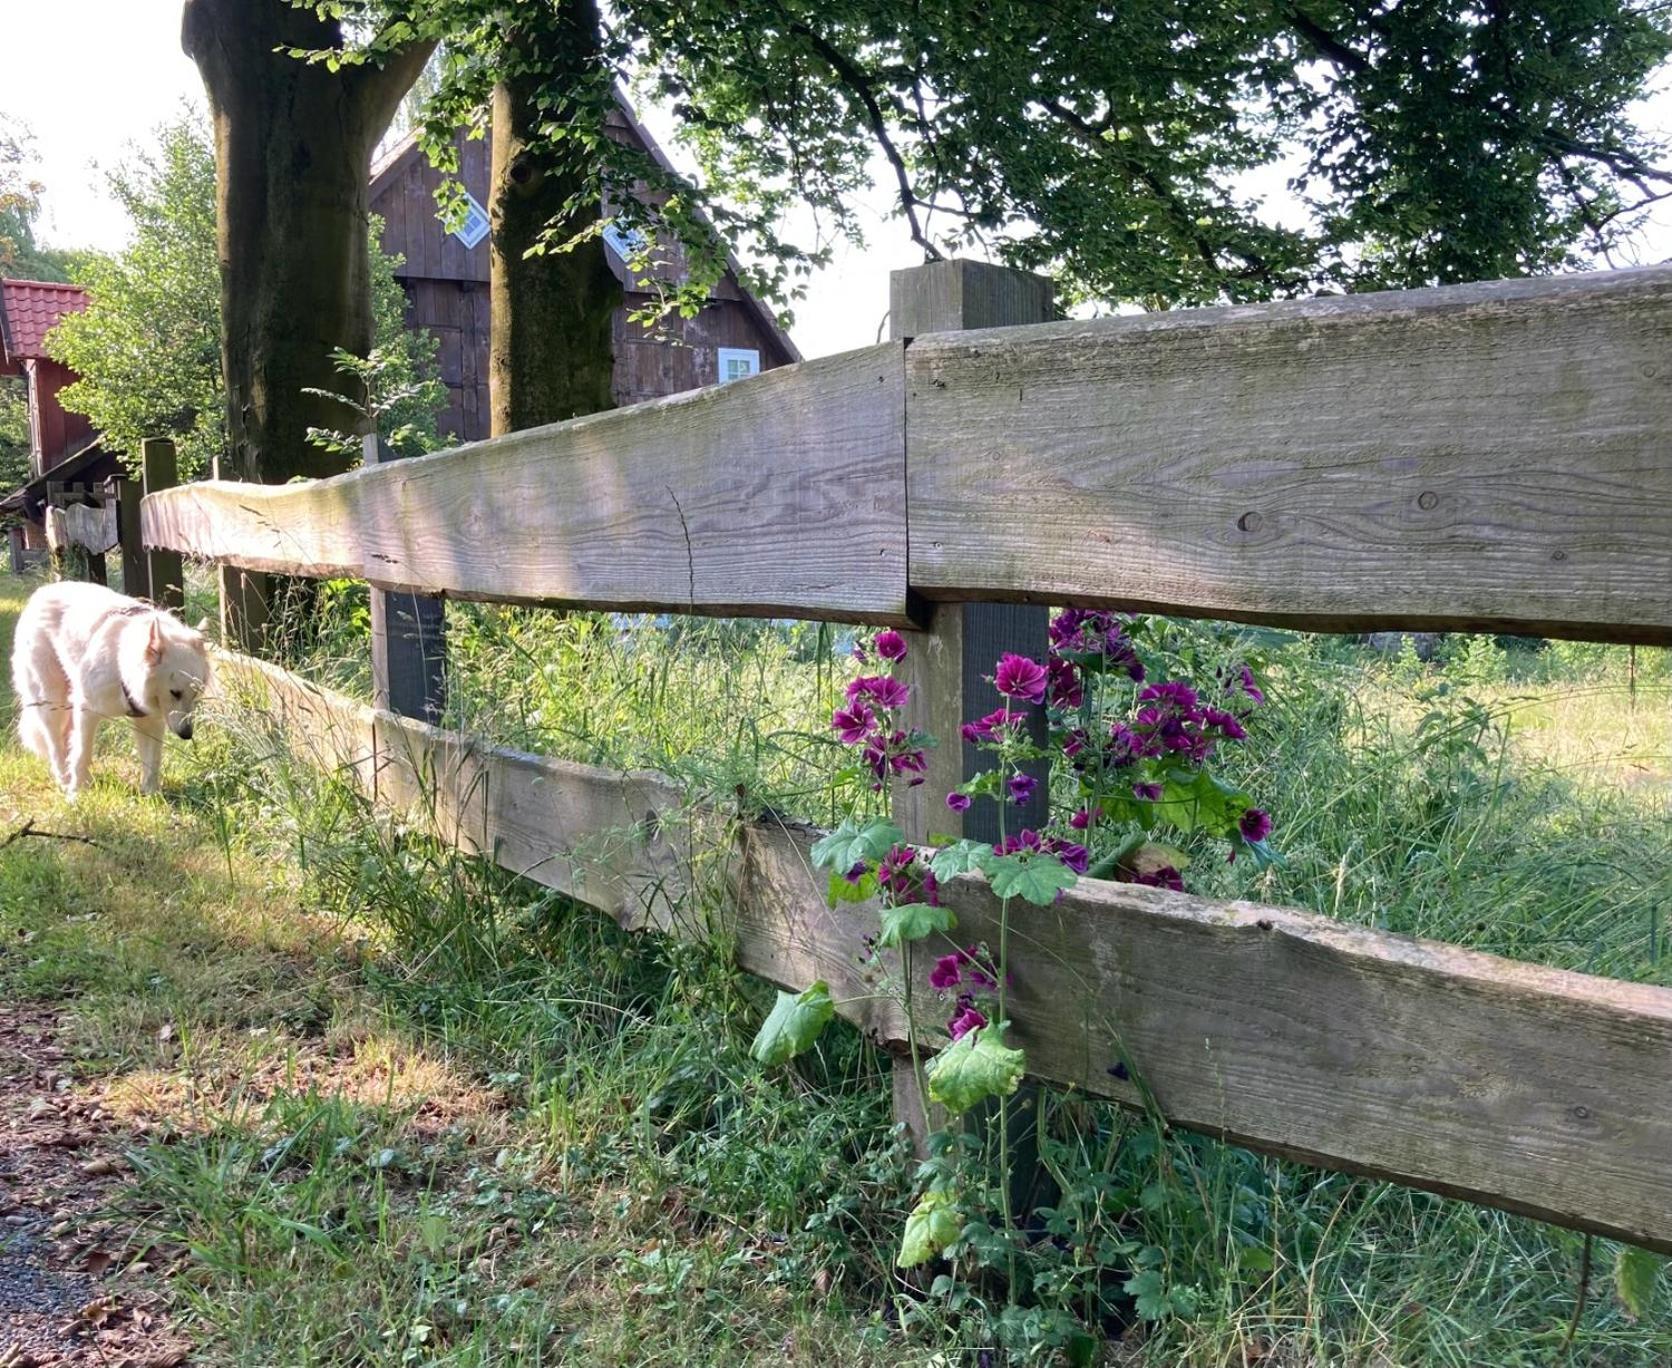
[145, 266, 1672, 642]
[211, 650, 1672, 1254]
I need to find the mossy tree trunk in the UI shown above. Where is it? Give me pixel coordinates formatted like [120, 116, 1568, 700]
[488, 0, 620, 436]
[182, 0, 433, 483]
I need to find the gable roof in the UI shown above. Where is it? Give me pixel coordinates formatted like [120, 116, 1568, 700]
[369, 97, 801, 364]
[0, 278, 87, 363]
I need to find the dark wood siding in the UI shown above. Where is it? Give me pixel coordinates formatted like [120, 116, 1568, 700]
[371, 118, 796, 443]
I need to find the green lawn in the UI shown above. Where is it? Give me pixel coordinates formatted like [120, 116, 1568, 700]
[3, 566, 1668, 1365]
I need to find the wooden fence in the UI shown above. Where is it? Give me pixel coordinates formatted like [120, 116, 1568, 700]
[128, 260, 1672, 1255]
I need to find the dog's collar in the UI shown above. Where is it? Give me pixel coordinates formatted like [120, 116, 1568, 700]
[120, 679, 148, 719]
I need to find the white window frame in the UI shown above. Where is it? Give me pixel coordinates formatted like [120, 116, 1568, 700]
[717, 347, 761, 385]
[451, 193, 490, 249]
[602, 221, 649, 261]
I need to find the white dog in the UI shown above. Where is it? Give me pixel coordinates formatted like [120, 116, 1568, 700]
[11, 582, 210, 799]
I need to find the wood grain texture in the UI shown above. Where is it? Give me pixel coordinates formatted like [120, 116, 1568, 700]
[54, 499, 118, 554]
[907, 267, 1672, 643]
[144, 343, 910, 623]
[218, 653, 1672, 1252]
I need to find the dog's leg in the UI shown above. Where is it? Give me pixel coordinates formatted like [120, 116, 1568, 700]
[65, 704, 100, 802]
[132, 717, 165, 796]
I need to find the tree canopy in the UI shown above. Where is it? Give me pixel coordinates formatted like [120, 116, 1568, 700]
[309, 0, 1669, 316]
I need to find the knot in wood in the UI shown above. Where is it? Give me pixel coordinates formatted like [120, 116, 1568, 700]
[1417, 491, 1439, 511]
[1237, 511, 1262, 534]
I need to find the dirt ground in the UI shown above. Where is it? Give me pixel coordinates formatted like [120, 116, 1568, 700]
[0, 1003, 191, 1368]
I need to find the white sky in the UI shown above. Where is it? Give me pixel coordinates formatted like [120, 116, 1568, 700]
[4, 0, 1670, 358]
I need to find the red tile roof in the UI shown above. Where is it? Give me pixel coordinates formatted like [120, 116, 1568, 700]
[0, 278, 88, 362]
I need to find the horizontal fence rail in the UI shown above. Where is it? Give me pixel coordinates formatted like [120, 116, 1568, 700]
[219, 651, 1672, 1254]
[143, 345, 909, 624]
[144, 266, 1672, 642]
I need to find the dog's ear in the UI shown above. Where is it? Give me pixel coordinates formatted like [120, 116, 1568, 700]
[146, 616, 165, 663]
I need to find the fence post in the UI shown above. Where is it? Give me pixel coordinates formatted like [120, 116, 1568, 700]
[365, 433, 446, 724]
[141, 438, 185, 610]
[889, 261, 1054, 1182]
[111, 475, 148, 599]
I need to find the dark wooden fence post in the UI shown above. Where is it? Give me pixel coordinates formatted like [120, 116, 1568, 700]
[141, 438, 185, 610]
[889, 261, 1054, 1182]
[111, 475, 147, 599]
[365, 433, 446, 723]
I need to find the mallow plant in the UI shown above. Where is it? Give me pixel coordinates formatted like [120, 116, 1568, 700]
[750, 611, 1278, 1287]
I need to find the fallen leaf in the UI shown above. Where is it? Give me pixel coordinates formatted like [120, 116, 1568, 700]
[27, 1098, 58, 1122]
[79, 1157, 122, 1178]
[83, 1248, 114, 1276]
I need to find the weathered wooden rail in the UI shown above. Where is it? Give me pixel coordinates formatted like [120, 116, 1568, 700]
[139, 260, 1672, 1255]
[145, 267, 1672, 642]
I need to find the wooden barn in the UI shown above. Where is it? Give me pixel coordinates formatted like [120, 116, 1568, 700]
[369, 102, 800, 442]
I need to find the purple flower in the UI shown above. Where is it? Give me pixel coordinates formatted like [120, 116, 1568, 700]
[946, 792, 972, 813]
[961, 707, 1017, 745]
[843, 861, 868, 885]
[874, 630, 908, 662]
[831, 703, 876, 745]
[929, 954, 963, 991]
[1069, 807, 1093, 830]
[1232, 664, 1265, 705]
[993, 653, 1048, 705]
[948, 1005, 988, 1040]
[1131, 866, 1185, 893]
[877, 844, 917, 894]
[1044, 838, 1089, 875]
[848, 675, 910, 711]
[1132, 782, 1163, 801]
[1204, 707, 1248, 741]
[1007, 772, 1038, 805]
[1239, 807, 1273, 843]
[1047, 656, 1083, 709]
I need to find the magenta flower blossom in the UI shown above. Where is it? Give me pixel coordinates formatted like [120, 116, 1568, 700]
[993, 653, 1048, 704]
[843, 861, 868, 884]
[848, 675, 910, 710]
[1232, 664, 1265, 705]
[961, 707, 1019, 745]
[1131, 866, 1186, 893]
[1050, 608, 1147, 680]
[874, 629, 908, 662]
[1007, 772, 1038, 805]
[946, 792, 972, 813]
[929, 953, 963, 991]
[1069, 807, 1092, 830]
[831, 703, 876, 745]
[1047, 656, 1083, 709]
[948, 1005, 988, 1040]
[1045, 838, 1089, 875]
[1132, 782, 1163, 801]
[1239, 808, 1273, 843]
[1062, 728, 1089, 760]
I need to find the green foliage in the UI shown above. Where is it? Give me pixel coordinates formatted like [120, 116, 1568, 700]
[1615, 1244, 1666, 1319]
[0, 375, 30, 491]
[875, 901, 954, 948]
[46, 113, 440, 481]
[0, 111, 73, 282]
[749, 979, 836, 1064]
[897, 1188, 960, 1268]
[979, 849, 1079, 906]
[297, 0, 1671, 325]
[925, 1023, 1026, 1114]
[809, 817, 904, 876]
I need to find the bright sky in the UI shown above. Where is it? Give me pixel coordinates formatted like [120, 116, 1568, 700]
[5, 0, 1670, 358]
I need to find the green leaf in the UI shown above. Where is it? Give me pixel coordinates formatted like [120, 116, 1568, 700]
[928, 839, 990, 884]
[749, 981, 835, 1066]
[1155, 767, 1250, 837]
[826, 869, 877, 907]
[1615, 1244, 1666, 1320]
[926, 1023, 1027, 1114]
[981, 851, 1079, 905]
[809, 818, 904, 874]
[897, 1188, 961, 1268]
[877, 901, 956, 948]
[1124, 1268, 1171, 1321]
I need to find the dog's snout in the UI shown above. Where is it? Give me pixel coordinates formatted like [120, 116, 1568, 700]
[176, 719, 194, 741]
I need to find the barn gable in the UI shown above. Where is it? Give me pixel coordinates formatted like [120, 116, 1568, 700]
[369, 102, 799, 440]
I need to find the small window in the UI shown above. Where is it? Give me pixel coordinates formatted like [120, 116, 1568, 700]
[451, 193, 490, 249]
[717, 348, 760, 384]
[602, 221, 649, 260]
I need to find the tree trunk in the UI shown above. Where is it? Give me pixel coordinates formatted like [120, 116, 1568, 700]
[489, 1, 620, 436]
[182, 0, 433, 483]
